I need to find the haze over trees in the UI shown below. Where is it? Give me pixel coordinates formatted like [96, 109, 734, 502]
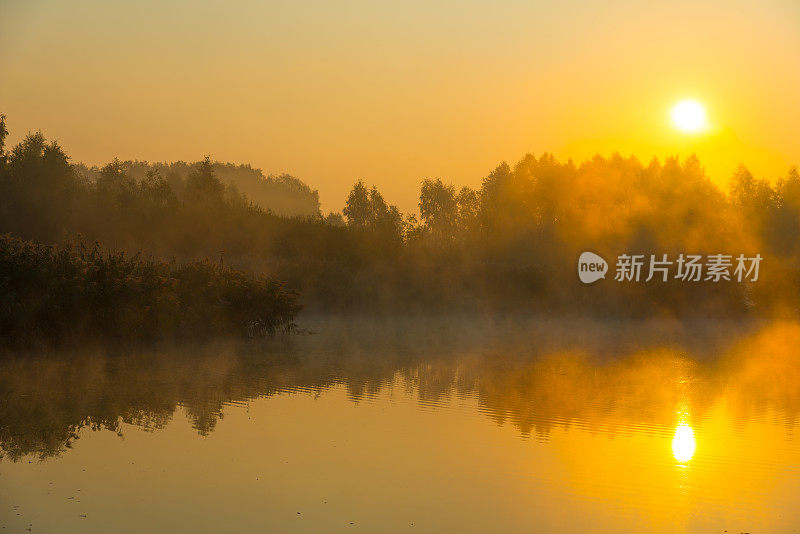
[74, 160, 321, 217]
[2, 112, 800, 345]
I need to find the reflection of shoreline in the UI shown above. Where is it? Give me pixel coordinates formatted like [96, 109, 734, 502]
[0, 317, 797, 461]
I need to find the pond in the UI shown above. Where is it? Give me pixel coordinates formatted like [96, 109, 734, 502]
[2, 316, 799, 533]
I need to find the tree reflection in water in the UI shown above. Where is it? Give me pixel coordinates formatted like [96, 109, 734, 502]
[1, 316, 798, 462]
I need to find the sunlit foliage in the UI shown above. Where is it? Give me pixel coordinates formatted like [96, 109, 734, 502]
[1, 116, 800, 321]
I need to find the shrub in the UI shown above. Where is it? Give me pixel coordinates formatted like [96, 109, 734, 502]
[0, 234, 301, 347]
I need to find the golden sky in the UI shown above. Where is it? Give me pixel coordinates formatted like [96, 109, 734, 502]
[1, 0, 798, 212]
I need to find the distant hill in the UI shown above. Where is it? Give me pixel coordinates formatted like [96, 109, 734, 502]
[74, 160, 321, 217]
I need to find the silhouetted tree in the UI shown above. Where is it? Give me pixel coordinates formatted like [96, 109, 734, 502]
[343, 180, 371, 228]
[419, 178, 458, 239]
[185, 156, 225, 204]
[0, 132, 78, 241]
[0, 113, 8, 162]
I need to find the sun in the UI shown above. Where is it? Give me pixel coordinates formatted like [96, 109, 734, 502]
[671, 99, 708, 133]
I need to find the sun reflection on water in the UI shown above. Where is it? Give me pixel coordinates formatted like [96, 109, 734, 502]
[672, 424, 696, 463]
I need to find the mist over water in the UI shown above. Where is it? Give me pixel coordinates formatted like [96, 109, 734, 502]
[2, 316, 799, 533]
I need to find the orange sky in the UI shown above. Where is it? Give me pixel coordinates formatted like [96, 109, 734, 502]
[1, 0, 798, 212]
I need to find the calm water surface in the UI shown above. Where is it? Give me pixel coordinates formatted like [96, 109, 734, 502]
[2, 317, 800, 533]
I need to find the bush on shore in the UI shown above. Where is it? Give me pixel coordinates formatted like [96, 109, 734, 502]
[0, 234, 301, 347]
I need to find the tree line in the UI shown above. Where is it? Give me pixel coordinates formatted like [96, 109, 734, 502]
[2, 112, 800, 323]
